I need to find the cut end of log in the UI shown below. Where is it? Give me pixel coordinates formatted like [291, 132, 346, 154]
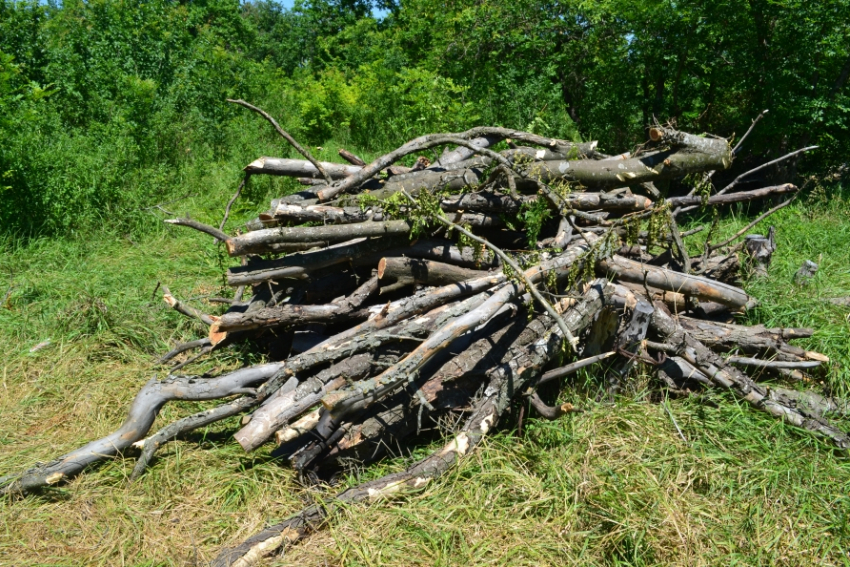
[648, 127, 663, 142]
[233, 432, 252, 452]
[244, 156, 266, 171]
[805, 351, 830, 363]
[225, 239, 237, 256]
[209, 322, 227, 346]
[162, 292, 177, 309]
[377, 257, 388, 280]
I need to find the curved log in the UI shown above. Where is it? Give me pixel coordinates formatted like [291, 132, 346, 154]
[0, 363, 284, 494]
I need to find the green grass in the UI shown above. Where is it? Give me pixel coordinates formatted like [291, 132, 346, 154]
[0, 187, 849, 566]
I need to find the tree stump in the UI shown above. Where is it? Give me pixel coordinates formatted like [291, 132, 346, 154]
[744, 226, 776, 277]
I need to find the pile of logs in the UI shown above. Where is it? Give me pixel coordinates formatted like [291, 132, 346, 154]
[3, 101, 847, 567]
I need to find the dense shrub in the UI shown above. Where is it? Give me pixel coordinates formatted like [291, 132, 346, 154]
[1, 0, 847, 238]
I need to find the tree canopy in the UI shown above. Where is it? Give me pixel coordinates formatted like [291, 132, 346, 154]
[1, 0, 848, 236]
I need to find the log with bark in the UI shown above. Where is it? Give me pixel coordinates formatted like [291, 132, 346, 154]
[3, 113, 845, 567]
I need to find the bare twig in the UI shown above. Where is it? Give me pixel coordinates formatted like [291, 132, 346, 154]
[168, 346, 212, 372]
[537, 351, 617, 385]
[717, 147, 817, 196]
[162, 286, 217, 326]
[219, 176, 247, 232]
[733, 110, 768, 155]
[726, 357, 822, 369]
[709, 195, 796, 251]
[227, 99, 333, 184]
[158, 338, 212, 364]
[164, 218, 229, 241]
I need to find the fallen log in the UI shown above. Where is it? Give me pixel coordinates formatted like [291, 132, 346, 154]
[226, 236, 406, 287]
[1, 363, 286, 494]
[377, 257, 490, 293]
[597, 255, 755, 310]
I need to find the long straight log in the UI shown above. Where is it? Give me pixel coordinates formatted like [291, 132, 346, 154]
[377, 257, 490, 292]
[225, 220, 412, 257]
[315, 128, 600, 202]
[226, 236, 406, 287]
[212, 274, 379, 341]
[439, 191, 653, 213]
[380, 239, 500, 269]
[678, 317, 823, 362]
[244, 157, 362, 179]
[270, 202, 505, 228]
[518, 146, 731, 190]
[597, 255, 755, 310]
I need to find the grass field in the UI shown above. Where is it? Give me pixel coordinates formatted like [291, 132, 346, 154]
[1, 187, 849, 566]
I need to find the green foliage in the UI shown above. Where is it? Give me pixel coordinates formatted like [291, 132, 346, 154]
[519, 198, 552, 249]
[1, 0, 849, 240]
